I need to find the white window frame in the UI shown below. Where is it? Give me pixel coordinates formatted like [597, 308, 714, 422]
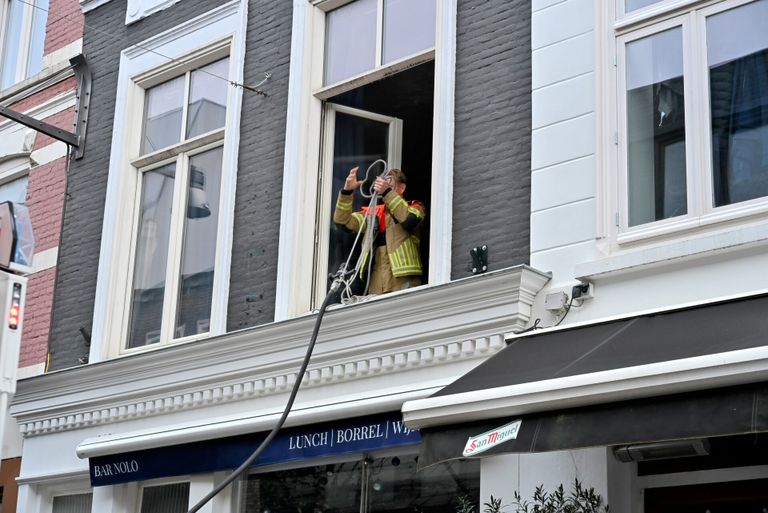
[123, 45, 230, 353]
[601, 0, 768, 249]
[0, 160, 29, 202]
[135, 474, 236, 513]
[90, 0, 247, 362]
[37, 478, 92, 513]
[275, 0, 456, 319]
[137, 478, 190, 513]
[0, 0, 46, 89]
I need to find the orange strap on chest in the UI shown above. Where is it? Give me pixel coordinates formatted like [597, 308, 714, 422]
[361, 204, 386, 232]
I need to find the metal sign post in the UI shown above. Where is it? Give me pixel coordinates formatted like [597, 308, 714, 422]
[0, 202, 33, 461]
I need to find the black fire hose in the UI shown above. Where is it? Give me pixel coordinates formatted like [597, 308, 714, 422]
[187, 278, 343, 513]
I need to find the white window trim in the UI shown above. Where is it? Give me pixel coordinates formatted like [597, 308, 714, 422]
[34, 477, 92, 513]
[597, 0, 768, 260]
[90, 0, 247, 362]
[0, 0, 43, 90]
[275, 0, 456, 320]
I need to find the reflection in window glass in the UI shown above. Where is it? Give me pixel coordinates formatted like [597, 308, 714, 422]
[327, 111, 389, 299]
[625, 0, 664, 13]
[142, 75, 185, 154]
[140, 483, 189, 513]
[26, 0, 49, 79]
[383, 0, 436, 64]
[52, 493, 93, 513]
[187, 58, 229, 139]
[0, 0, 24, 89]
[708, 0, 768, 207]
[128, 164, 176, 348]
[242, 461, 362, 513]
[626, 28, 687, 226]
[366, 456, 479, 513]
[325, 0, 377, 85]
[240, 455, 480, 513]
[175, 147, 223, 339]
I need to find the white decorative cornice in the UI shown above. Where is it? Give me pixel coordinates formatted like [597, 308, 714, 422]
[126, 0, 182, 25]
[80, 0, 113, 14]
[123, 1, 240, 59]
[12, 266, 550, 437]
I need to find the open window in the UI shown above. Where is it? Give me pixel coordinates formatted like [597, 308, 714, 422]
[309, 0, 437, 305]
[314, 59, 435, 305]
[278, 0, 454, 317]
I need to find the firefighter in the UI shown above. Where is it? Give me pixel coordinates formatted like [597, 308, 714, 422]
[333, 167, 425, 294]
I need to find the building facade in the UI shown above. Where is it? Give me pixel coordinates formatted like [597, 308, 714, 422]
[10, 0, 543, 512]
[404, 0, 768, 511]
[0, 0, 84, 510]
[10, 0, 768, 511]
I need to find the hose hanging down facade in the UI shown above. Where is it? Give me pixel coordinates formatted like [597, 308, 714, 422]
[187, 160, 390, 513]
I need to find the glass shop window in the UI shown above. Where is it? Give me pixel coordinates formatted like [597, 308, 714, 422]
[239, 453, 479, 513]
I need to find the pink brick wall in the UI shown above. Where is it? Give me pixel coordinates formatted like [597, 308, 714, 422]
[8, 0, 81, 374]
[19, 268, 56, 368]
[45, 0, 84, 55]
[9, 77, 76, 113]
[26, 157, 66, 253]
[31, 107, 76, 152]
[17, 144, 68, 367]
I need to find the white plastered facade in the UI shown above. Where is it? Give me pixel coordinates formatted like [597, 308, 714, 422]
[482, 0, 768, 509]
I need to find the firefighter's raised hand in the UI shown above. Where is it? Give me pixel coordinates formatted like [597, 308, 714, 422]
[344, 167, 363, 191]
[373, 176, 392, 194]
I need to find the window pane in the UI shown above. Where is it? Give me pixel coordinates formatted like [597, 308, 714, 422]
[52, 493, 93, 513]
[383, 0, 435, 64]
[626, 28, 687, 226]
[186, 58, 229, 139]
[140, 483, 189, 513]
[241, 461, 362, 513]
[240, 456, 480, 513]
[325, 0, 377, 85]
[142, 76, 185, 154]
[327, 111, 389, 297]
[25, 0, 49, 78]
[0, 176, 28, 205]
[128, 164, 176, 348]
[366, 457, 479, 513]
[1, 0, 25, 89]
[625, 0, 664, 13]
[708, 0, 768, 207]
[175, 147, 223, 339]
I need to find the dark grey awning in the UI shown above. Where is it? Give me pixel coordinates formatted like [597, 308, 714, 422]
[403, 293, 768, 467]
[438, 293, 768, 397]
[418, 381, 768, 468]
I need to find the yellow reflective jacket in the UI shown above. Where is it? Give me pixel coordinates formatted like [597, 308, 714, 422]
[333, 190, 425, 278]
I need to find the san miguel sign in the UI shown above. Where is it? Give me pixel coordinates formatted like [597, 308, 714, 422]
[462, 419, 522, 457]
[89, 412, 419, 486]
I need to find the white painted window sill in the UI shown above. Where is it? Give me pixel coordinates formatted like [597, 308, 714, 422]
[575, 223, 768, 279]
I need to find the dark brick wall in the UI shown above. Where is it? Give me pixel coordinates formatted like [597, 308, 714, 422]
[226, 0, 292, 331]
[451, 0, 531, 278]
[48, 0, 236, 370]
[49, 0, 530, 369]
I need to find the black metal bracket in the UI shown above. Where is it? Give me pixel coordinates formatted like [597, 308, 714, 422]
[71, 54, 91, 160]
[470, 245, 488, 274]
[0, 54, 91, 159]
